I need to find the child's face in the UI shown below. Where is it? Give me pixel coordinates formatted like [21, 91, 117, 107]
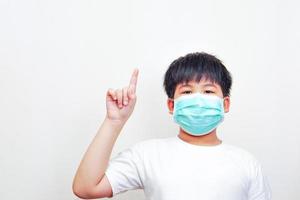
[167, 78, 230, 114]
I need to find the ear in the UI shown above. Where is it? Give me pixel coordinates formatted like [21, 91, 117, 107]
[223, 96, 230, 113]
[167, 98, 174, 115]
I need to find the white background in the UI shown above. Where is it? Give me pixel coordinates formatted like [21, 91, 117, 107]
[1, 0, 299, 199]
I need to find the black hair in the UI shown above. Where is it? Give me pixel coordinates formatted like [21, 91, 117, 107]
[163, 52, 232, 99]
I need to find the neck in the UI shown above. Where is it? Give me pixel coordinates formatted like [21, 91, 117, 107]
[178, 128, 222, 146]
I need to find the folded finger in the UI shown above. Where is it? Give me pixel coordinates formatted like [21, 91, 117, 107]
[107, 88, 117, 100]
[122, 87, 129, 106]
[116, 89, 123, 108]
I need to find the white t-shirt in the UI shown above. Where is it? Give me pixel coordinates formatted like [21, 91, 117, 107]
[105, 135, 272, 200]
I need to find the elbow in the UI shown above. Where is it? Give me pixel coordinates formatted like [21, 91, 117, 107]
[72, 174, 111, 199]
[72, 182, 106, 199]
[72, 182, 85, 199]
[72, 181, 92, 199]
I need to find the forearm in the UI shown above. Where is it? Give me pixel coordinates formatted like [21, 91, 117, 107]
[73, 116, 125, 190]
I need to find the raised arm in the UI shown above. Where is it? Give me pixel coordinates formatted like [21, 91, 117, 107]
[72, 69, 139, 199]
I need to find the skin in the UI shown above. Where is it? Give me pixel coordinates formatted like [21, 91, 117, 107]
[167, 78, 230, 146]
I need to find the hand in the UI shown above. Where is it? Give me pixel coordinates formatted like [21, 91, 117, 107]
[105, 68, 139, 123]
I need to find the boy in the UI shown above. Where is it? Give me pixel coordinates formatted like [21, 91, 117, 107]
[72, 52, 272, 199]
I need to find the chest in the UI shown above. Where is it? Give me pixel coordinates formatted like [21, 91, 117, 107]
[143, 152, 249, 200]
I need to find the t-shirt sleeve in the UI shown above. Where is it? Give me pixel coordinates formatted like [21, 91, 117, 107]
[247, 158, 272, 200]
[105, 143, 144, 197]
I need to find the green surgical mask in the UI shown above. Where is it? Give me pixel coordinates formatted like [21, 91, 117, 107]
[172, 92, 225, 136]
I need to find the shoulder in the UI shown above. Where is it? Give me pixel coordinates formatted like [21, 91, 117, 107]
[222, 144, 266, 180]
[222, 143, 261, 166]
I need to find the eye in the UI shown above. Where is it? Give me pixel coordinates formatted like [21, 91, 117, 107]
[181, 90, 192, 94]
[204, 90, 214, 94]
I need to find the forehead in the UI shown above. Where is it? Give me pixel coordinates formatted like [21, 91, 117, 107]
[177, 79, 219, 89]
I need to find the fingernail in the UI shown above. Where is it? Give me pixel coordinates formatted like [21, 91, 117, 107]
[124, 101, 128, 105]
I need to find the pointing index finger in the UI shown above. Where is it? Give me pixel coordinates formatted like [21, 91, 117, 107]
[129, 68, 139, 88]
[128, 68, 139, 97]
